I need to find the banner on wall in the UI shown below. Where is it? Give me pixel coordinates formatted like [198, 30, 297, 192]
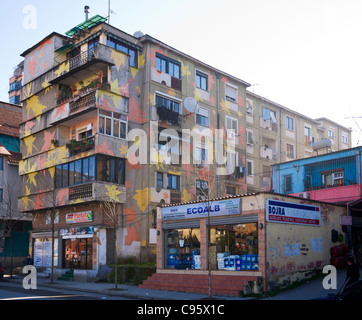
[66, 211, 92, 224]
[266, 199, 321, 226]
[161, 198, 241, 221]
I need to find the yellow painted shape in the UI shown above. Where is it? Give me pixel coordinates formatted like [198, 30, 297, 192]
[54, 61, 69, 77]
[130, 67, 138, 79]
[24, 135, 37, 157]
[111, 50, 126, 70]
[133, 187, 150, 213]
[105, 184, 122, 202]
[21, 196, 31, 211]
[182, 188, 192, 203]
[26, 95, 47, 119]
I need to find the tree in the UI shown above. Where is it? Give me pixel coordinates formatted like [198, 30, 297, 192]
[1, 177, 30, 278]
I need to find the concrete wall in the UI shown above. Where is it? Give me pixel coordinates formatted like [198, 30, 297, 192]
[265, 194, 346, 289]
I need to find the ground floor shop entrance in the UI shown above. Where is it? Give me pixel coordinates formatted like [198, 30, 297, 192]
[63, 238, 92, 269]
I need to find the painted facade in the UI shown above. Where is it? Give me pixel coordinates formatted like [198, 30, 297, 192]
[245, 91, 352, 193]
[17, 15, 353, 274]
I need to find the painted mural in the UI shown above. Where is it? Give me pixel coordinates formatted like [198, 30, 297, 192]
[19, 21, 249, 261]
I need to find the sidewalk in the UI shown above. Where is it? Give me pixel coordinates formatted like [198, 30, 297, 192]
[3, 274, 248, 300]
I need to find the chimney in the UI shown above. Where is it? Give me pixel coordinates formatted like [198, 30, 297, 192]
[84, 6, 90, 21]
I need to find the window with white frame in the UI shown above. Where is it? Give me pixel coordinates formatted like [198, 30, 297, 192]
[286, 116, 294, 131]
[246, 160, 254, 176]
[225, 115, 238, 142]
[99, 109, 127, 139]
[286, 143, 295, 158]
[196, 70, 208, 91]
[225, 83, 237, 103]
[342, 135, 348, 144]
[328, 130, 335, 139]
[196, 107, 209, 127]
[246, 130, 255, 145]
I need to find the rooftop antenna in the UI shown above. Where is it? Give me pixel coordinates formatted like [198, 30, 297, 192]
[108, 0, 111, 24]
[84, 5, 90, 21]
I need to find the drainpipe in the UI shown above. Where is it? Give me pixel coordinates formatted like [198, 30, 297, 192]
[216, 72, 220, 197]
[358, 150, 361, 198]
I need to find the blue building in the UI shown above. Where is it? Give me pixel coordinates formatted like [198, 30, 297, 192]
[272, 146, 362, 265]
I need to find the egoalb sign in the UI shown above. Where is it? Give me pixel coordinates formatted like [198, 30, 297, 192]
[266, 199, 321, 226]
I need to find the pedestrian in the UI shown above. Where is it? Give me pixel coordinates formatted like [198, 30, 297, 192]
[23, 254, 33, 266]
[346, 256, 360, 287]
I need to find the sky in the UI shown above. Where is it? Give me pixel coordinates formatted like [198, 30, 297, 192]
[1, 0, 362, 146]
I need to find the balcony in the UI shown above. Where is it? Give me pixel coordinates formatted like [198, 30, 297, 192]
[50, 44, 115, 86]
[69, 183, 93, 200]
[156, 105, 181, 126]
[66, 136, 95, 157]
[70, 91, 96, 115]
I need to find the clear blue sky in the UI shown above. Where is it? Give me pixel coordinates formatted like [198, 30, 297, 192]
[1, 0, 362, 145]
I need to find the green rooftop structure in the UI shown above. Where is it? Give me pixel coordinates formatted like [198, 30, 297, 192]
[65, 15, 107, 37]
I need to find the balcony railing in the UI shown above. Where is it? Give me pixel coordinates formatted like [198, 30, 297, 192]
[156, 105, 181, 125]
[70, 91, 96, 115]
[66, 136, 95, 156]
[69, 183, 93, 200]
[69, 48, 96, 70]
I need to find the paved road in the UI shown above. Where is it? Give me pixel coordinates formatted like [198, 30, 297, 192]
[0, 281, 133, 300]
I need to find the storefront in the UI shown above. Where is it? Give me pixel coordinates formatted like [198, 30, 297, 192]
[142, 192, 347, 295]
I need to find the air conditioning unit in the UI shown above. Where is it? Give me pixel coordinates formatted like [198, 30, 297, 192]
[298, 192, 309, 199]
[227, 130, 236, 140]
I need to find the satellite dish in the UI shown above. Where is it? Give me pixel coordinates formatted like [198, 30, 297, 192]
[184, 97, 199, 114]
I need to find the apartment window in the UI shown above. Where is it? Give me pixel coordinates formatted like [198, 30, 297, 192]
[156, 53, 181, 79]
[196, 179, 208, 198]
[226, 116, 238, 141]
[88, 36, 100, 54]
[321, 169, 344, 187]
[342, 135, 348, 144]
[195, 146, 207, 163]
[246, 160, 254, 176]
[46, 210, 59, 225]
[156, 172, 164, 189]
[284, 175, 292, 193]
[167, 174, 180, 190]
[286, 116, 294, 131]
[156, 95, 180, 113]
[304, 126, 312, 138]
[99, 109, 128, 139]
[0, 157, 3, 170]
[246, 130, 254, 145]
[286, 143, 295, 158]
[262, 107, 277, 123]
[225, 84, 237, 103]
[328, 130, 335, 139]
[196, 71, 208, 90]
[196, 107, 209, 127]
[0, 189, 2, 202]
[226, 186, 237, 195]
[55, 155, 125, 188]
[246, 100, 252, 115]
[107, 35, 138, 67]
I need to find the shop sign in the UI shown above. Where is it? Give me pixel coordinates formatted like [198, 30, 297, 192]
[60, 226, 94, 237]
[340, 216, 352, 226]
[161, 198, 241, 221]
[266, 199, 321, 226]
[66, 211, 92, 224]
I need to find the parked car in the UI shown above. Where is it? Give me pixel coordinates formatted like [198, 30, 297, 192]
[334, 280, 362, 300]
[316, 280, 362, 300]
[0, 262, 4, 280]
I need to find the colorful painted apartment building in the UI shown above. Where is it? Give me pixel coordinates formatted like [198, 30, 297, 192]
[17, 14, 352, 274]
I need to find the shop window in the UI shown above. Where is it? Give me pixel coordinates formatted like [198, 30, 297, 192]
[63, 238, 93, 269]
[164, 228, 200, 269]
[210, 223, 258, 271]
